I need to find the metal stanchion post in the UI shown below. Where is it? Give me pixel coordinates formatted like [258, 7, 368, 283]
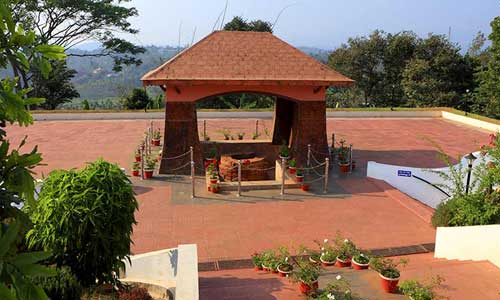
[203, 120, 207, 140]
[237, 160, 242, 197]
[140, 148, 145, 180]
[307, 144, 311, 167]
[190, 146, 194, 178]
[255, 120, 259, 138]
[324, 158, 329, 193]
[191, 160, 195, 199]
[280, 157, 286, 196]
[349, 144, 353, 173]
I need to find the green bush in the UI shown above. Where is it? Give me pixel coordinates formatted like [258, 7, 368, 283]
[32, 267, 82, 300]
[27, 159, 138, 287]
[122, 88, 151, 110]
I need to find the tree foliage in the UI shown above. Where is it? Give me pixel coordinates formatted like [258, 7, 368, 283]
[223, 16, 273, 33]
[122, 88, 151, 110]
[27, 159, 138, 287]
[30, 60, 80, 109]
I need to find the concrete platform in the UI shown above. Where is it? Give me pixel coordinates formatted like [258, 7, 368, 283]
[218, 179, 300, 191]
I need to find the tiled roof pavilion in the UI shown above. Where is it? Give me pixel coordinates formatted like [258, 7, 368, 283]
[141, 30, 353, 87]
[142, 31, 353, 175]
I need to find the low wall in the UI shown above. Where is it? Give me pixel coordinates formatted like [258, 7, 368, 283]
[442, 111, 500, 132]
[121, 244, 198, 300]
[435, 225, 500, 268]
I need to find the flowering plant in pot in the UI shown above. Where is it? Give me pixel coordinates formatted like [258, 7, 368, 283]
[210, 183, 219, 193]
[333, 235, 357, 268]
[317, 239, 336, 266]
[315, 275, 355, 300]
[218, 128, 232, 140]
[205, 143, 218, 166]
[289, 256, 322, 295]
[336, 139, 350, 172]
[144, 157, 156, 179]
[369, 257, 408, 293]
[276, 246, 293, 277]
[152, 129, 161, 146]
[351, 252, 370, 270]
[288, 159, 297, 174]
[261, 249, 279, 273]
[134, 149, 142, 162]
[295, 170, 304, 182]
[251, 252, 263, 271]
[399, 275, 445, 300]
[237, 132, 245, 140]
[209, 170, 218, 184]
[131, 162, 140, 177]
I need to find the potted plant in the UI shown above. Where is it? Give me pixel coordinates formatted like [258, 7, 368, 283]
[352, 252, 370, 270]
[336, 139, 350, 173]
[296, 170, 304, 182]
[205, 143, 218, 166]
[308, 250, 321, 264]
[144, 156, 156, 179]
[369, 257, 408, 293]
[237, 132, 245, 140]
[279, 142, 289, 159]
[317, 239, 336, 266]
[315, 275, 354, 300]
[218, 128, 231, 140]
[290, 256, 322, 295]
[152, 129, 161, 146]
[251, 252, 263, 271]
[288, 159, 296, 174]
[301, 183, 310, 191]
[134, 149, 142, 162]
[334, 236, 356, 268]
[209, 170, 218, 184]
[210, 183, 219, 193]
[261, 250, 278, 273]
[399, 276, 445, 300]
[131, 162, 140, 177]
[276, 246, 293, 278]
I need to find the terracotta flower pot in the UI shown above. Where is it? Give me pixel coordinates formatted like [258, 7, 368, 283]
[144, 169, 153, 179]
[288, 167, 296, 174]
[301, 184, 310, 191]
[379, 273, 400, 293]
[352, 258, 369, 270]
[309, 256, 320, 264]
[339, 163, 350, 173]
[132, 170, 139, 177]
[262, 264, 269, 272]
[238, 136, 243, 140]
[135, 156, 141, 162]
[254, 266, 263, 271]
[277, 264, 293, 278]
[210, 178, 218, 184]
[320, 256, 336, 266]
[211, 187, 219, 193]
[298, 280, 319, 294]
[296, 175, 304, 183]
[152, 139, 160, 146]
[335, 257, 352, 268]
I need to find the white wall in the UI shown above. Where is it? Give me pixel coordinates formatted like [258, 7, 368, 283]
[367, 152, 484, 208]
[435, 225, 500, 267]
[441, 111, 500, 132]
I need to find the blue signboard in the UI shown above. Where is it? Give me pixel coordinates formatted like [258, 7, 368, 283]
[398, 170, 412, 177]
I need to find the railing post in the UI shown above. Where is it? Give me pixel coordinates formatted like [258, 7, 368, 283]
[191, 160, 195, 199]
[324, 158, 329, 193]
[349, 144, 353, 173]
[237, 160, 242, 197]
[255, 120, 259, 138]
[307, 144, 311, 168]
[280, 157, 286, 196]
[203, 120, 207, 140]
[140, 148, 145, 180]
[331, 133, 335, 149]
[189, 146, 194, 178]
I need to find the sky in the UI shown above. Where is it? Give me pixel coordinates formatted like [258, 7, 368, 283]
[106, 0, 500, 51]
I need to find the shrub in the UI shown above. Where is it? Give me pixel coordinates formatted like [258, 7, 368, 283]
[118, 286, 152, 300]
[399, 276, 445, 300]
[31, 267, 82, 300]
[27, 159, 138, 286]
[369, 257, 408, 279]
[122, 88, 151, 110]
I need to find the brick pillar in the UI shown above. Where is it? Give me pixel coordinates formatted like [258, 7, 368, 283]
[290, 101, 328, 166]
[160, 101, 203, 175]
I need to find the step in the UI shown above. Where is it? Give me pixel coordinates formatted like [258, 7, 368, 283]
[218, 179, 300, 191]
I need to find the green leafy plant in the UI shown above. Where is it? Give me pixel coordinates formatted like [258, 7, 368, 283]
[352, 252, 369, 265]
[261, 249, 279, 271]
[289, 159, 296, 168]
[289, 255, 322, 286]
[152, 129, 161, 140]
[132, 162, 140, 171]
[206, 143, 218, 159]
[369, 257, 408, 279]
[315, 238, 337, 262]
[336, 139, 350, 164]
[316, 275, 355, 300]
[27, 159, 139, 287]
[280, 142, 290, 158]
[218, 128, 232, 140]
[333, 234, 357, 261]
[31, 266, 83, 300]
[399, 275, 445, 300]
[251, 252, 263, 268]
[237, 132, 245, 139]
[145, 156, 157, 170]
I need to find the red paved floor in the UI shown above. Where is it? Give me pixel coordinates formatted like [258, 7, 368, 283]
[199, 253, 500, 300]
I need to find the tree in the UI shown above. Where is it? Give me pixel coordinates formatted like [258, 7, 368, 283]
[13, 0, 145, 74]
[223, 16, 273, 33]
[122, 88, 151, 110]
[0, 0, 65, 299]
[30, 60, 80, 109]
[474, 18, 500, 118]
[27, 160, 138, 287]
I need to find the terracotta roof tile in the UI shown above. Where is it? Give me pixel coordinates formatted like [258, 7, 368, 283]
[142, 31, 353, 86]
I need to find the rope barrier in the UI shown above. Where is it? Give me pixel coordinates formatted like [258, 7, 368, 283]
[161, 150, 191, 160]
[162, 161, 191, 172]
[311, 148, 333, 156]
[242, 165, 276, 171]
[302, 175, 327, 185]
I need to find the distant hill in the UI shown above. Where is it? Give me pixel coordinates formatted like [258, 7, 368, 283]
[66, 45, 331, 100]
